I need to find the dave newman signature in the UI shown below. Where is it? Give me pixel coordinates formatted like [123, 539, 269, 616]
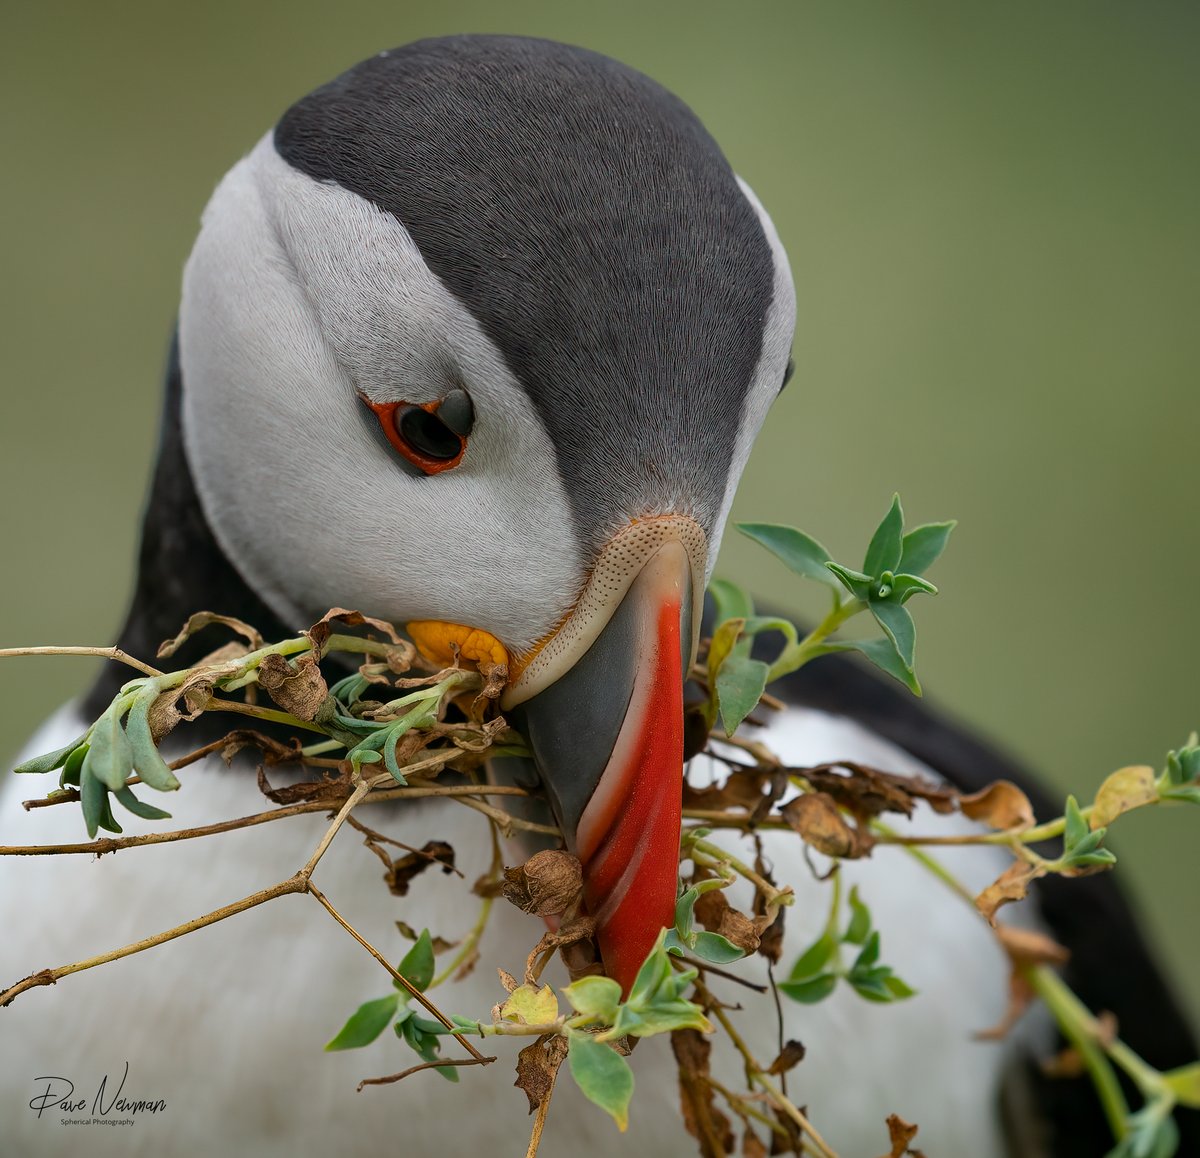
[29, 1061, 166, 1120]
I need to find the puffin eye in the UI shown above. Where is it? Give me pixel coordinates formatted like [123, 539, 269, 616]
[396, 406, 461, 461]
[359, 391, 473, 476]
[780, 357, 795, 391]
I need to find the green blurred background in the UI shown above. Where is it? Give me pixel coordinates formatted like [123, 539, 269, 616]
[3, 3, 1197, 1021]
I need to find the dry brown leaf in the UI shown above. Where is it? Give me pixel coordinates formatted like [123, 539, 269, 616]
[742, 1131, 769, 1158]
[975, 862, 1045, 926]
[305, 607, 403, 651]
[975, 968, 1037, 1042]
[157, 611, 264, 659]
[256, 652, 328, 720]
[672, 1029, 736, 1158]
[995, 924, 1069, 969]
[497, 968, 520, 995]
[1091, 765, 1158, 829]
[766, 1040, 807, 1076]
[780, 793, 868, 858]
[503, 850, 584, 917]
[255, 764, 351, 806]
[877, 1113, 920, 1158]
[383, 840, 456, 897]
[959, 780, 1035, 830]
[515, 1033, 568, 1115]
[802, 762, 957, 819]
[684, 769, 770, 813]
[524, 917, 596, 986]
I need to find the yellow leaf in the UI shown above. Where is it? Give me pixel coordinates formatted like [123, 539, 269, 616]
[500, 983, 560, 1025]
[1090, 765, 1158, 829]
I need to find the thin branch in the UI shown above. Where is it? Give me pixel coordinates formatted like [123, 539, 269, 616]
[0, 645, 163, 678]
[2, 784, 537, 858]
[356, 1056, 489, 1091]
[305, 882, 492, 1064]
[0, 872, 308, 1007]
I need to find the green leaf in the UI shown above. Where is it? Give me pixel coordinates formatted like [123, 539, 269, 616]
[862, 495, 905, 578]
[898, 521, 955, 577]
[13, 734, 88, 775]
[80, 768, 106, 839]
[59, 743, 88, 788]
[397, 929, 435, 992]
[691, 932, 746, 964]
[564, 975, 623, 1022]
[568, 1033, 635, 1132]
[709, 578, 755, 623]
[788, 932, 837, 981]
[887, 573, 938, 604]
[675, 888, 699, 940]
[626, 932, 674, 1008]
[715, 654, 769, 737]
[883, 975, 916, 1000]
[869, 600, 915, 671]
[94, 787, 123, 835]
[844, 886, 871, 945]
[825, 562, 873, 602]
[736, 523, 840, 588]
[705, 618, 746, 729]
[853, 930, 882, 970]
[1063, 795, 1089, 850]
[742, 616, 800, 650]
[1162, 1061, 1200, 1108]
[778, 973, 838, 1004]
[125, 692, 181, 791]
[82, 706, 134, 792]
[325, 993, 400, 1050]
[820, 638, 922, 696]
[113, 786, 172, 821]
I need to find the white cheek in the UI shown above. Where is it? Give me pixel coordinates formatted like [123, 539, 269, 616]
[179, 137, 582, 649]
[707, 176, 796, 577]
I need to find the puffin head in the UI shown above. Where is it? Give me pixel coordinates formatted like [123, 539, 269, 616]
[178, 35, 795, 990]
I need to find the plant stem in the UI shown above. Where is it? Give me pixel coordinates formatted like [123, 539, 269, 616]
[0, 645, 163, 678]
[767, 598, 865, 682]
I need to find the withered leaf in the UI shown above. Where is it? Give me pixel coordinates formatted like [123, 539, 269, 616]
[157, 611, 264, 659]
[219, 730, 305, 766]
[766, 1040, 807, 1076]
[1091, 765, 1158, 829]
[683, 769, 770, 813]
[692, 885, 760, 954]
[975, 968, 1036, 1043]
[524, 917, 596, 986]
[503, 850, 584, 917]
[976, 926, 1069, 1042]
[995, 924, 1069, 969]
[672, 1029, 735, 1158]
[498, 968, 520, 995]
[384, 840, 456, 897]
[877, 1113, 920, 1158]
[802, 762, 957, 820]
[256, 764, 351, 805]
[743, 1131, 769, 1158]
[959, 780, 1035, 830]
[256, 652, 328, 721]
[780, 793, 867, 858]
[975, 862, 1045, 926]
[306, 608, 403, 653]
[515, 1033, 568, 1115]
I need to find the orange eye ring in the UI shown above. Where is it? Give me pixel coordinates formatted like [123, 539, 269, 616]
[360, 394, 470, 476]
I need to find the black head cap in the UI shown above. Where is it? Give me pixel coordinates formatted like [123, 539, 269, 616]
[275, 35, 777, 553]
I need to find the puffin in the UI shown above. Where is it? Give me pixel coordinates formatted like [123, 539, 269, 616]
[2, 35, 1195, 1158]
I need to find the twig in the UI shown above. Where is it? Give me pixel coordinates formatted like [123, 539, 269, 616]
[0, 645, 163, 678]
[0, 872, 309, 1007]
[356, 1057, 489, 1091]
[305, 882, 491, 1064]
[2, 784, 537, 858]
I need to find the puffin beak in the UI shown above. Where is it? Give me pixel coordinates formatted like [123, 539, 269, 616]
[502, 517, 706, 992]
